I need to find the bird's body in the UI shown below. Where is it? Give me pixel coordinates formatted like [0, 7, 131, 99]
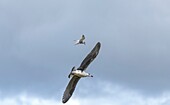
[62, 42, 101, 103]
[68, 66, 93, 78]
[71, 69, 93, 78]
[74, 35, 86, 45]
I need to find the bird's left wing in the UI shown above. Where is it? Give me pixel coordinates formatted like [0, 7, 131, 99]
[77, 42, 101, 71]
[62, 76, 81, 103]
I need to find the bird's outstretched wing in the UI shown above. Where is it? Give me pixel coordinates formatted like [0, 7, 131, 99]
[77, 42, 101, 71]
[79, 35, 85, 42]
[62, 76, 81, 103]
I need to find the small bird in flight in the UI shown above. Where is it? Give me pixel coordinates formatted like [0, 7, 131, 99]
[62, 42, 101, 103]
[74, 35, 86, 45]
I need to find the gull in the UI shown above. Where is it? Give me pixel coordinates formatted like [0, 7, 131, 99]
[74, 35, 86, 45]
[62, 42, 101, 103]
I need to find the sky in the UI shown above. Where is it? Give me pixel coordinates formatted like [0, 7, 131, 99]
[1, 0, 170, 105]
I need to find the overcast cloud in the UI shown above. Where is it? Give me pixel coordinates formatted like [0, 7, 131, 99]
[1, 0, 170, 104]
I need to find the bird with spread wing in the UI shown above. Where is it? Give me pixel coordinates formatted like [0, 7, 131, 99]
[74, 35, 86, 45]
[62, 42, 101, 103]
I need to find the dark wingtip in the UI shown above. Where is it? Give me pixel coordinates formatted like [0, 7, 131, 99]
[96, 42, 101, 48]
[62, 96, 69, 104]
[62, 99, 67, 104]
[97, 42, 101, 45]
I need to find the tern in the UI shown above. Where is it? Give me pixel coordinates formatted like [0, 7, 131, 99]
[62, 42, 101, 103]
[74, 35, 86, 45]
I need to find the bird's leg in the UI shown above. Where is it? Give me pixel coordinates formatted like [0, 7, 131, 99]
[68, 73, 72, 78]
[71, 66, 75, 71]
[68, 66, 76, 78]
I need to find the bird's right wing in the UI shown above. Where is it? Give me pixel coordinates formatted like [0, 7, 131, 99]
[77, 42, 101, 71]
[62, 76, 81, 103]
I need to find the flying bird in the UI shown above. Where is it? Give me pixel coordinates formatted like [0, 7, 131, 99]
[74, 35, 86, 45]
[62, 42, 101, 103]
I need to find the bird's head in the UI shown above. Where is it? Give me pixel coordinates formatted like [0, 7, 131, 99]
[88, 73, 93, 77]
